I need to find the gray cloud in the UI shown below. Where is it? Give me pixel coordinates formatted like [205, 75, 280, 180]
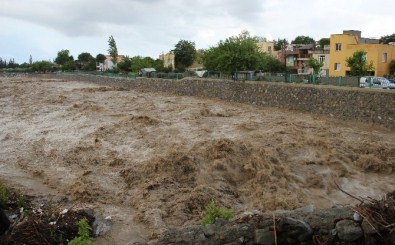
[1, 0, 394, 63]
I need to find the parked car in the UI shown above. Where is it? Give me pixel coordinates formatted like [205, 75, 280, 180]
[359, 76, 395, 89]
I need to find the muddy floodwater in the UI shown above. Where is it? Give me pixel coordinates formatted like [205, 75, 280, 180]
[0, 77, 394, 244]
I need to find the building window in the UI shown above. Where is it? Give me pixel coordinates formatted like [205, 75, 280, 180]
[382, 53, 387, 63]
[334, 63, 341, 71]
[335, 43, 342, 51]
[268, 46, 272, 52]
[319, 55, 325, 63]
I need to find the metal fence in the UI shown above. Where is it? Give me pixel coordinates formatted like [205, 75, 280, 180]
[60, 71, 362, 88]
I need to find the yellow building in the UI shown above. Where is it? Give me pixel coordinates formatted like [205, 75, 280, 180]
[257, 41, 278, 57]
[329, 30, 395, 77]
[159, 53, 175, 70]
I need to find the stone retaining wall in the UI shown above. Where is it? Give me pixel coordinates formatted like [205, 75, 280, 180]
[145, 206, 394, 245]
[27, 74, 395, 129]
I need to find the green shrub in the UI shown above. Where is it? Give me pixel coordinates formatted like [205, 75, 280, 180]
[68, 218, 94, 245]
[201, 199, 233, 225]
[0, 182, 9, 206]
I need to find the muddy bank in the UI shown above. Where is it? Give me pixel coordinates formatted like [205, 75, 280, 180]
[0, 76, 394, 243]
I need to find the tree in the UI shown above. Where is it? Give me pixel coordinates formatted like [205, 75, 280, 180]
[32, 60, 53, 72]
[77, 52, 95, 71]
[273, 38, 289, 51]
[201, 31, 264, 73]
[55, 49, 73, 65]
[108, 35, 118, 65]
[173, 40, 196, 72]
[63, 60, 76, 71]
[379, 34, 395, 44]
[55, 49, 74, 71]
[318, 38, 330, 49]
[29, 55, 33, 65]
[130, 56, 156, 72]
[346, 50, 374, 76]
[306, 57, 323, 75]
[96, 54, 106, 63]
[291, 35, 315, 44]
[117, 56, 133, 73]
[258, 53, 284, 72]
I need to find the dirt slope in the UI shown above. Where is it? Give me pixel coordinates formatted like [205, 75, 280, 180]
[0, 77, 393, 243]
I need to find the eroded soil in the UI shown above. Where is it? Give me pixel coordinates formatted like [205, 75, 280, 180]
[0, 76, 394, 243]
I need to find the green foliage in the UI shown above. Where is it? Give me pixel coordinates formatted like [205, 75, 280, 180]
[306, 57, 324, 74]
[173, 40, 196, 72]
[95, 54, 106, 63]
[291, 35, 315, 44]
[0, 182, 9, 206]
[55, 49, 74, 66]
[346, 50, 374, 76]
[32, 60, 54, 72]
[201, 199, 233, 225]
[318, 38, 330, 49]
[108, 35, 118, 65]
[117, 56, 132, 73]
[273, 38, 289, 51]
[68, 219, 94, 245]
[201, 31, 264, 73]
[63, 60, 76, 71]
[77, 52, 95, 71]
[77, 52, 93, 63]
[390, 60, 395, 74]
[259, 53, 284, 72]
[379, 33, 395, 44]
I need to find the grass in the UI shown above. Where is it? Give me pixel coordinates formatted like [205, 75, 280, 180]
[201, 199, 233, 225]
[0, 181, 9, 206]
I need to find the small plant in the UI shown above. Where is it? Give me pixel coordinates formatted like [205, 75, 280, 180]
[0, 181, 9, 206]
[16, 191, 26, 209]
[275, 196, 292, 210]
[68, 218, 94, 245]
[201, 199, 233, 225]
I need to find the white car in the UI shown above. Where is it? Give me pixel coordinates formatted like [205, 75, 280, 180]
[360, 76, 395, 89]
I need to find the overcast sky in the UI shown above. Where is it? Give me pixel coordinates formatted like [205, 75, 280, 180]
[1, 0, 394, 64]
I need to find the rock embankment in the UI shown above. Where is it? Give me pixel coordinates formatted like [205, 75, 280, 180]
[143, 205, 394, 245]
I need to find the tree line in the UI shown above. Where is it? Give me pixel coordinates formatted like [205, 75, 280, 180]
[3, 32, 395, 75]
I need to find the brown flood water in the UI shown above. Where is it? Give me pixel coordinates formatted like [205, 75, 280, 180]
[0, 77, 393, 244]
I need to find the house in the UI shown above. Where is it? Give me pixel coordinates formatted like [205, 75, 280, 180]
[257, 41, 278, 57]
[140, 68, 156, 77]
[329, 30, 395, 76]
[309, 45, 330, 76]
[278, 44, 311, 74]
[277, 43, 330, 75]
[96, 55, 125, 71]
[159, 50, 204, 72]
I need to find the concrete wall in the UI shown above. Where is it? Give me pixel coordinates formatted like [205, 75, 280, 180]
[41, 74, 395, 129]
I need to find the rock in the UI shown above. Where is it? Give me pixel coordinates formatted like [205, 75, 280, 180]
[277, 217, 313, 242]
[203, 224, 216, 237]
[214, 218, 229, 226]
[335, 219, 363, 242]
[0, 206, 10, 235]
[294, 204, 315, 213]
[254, 228, 274, 245]
[93, 214, 113, 237]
